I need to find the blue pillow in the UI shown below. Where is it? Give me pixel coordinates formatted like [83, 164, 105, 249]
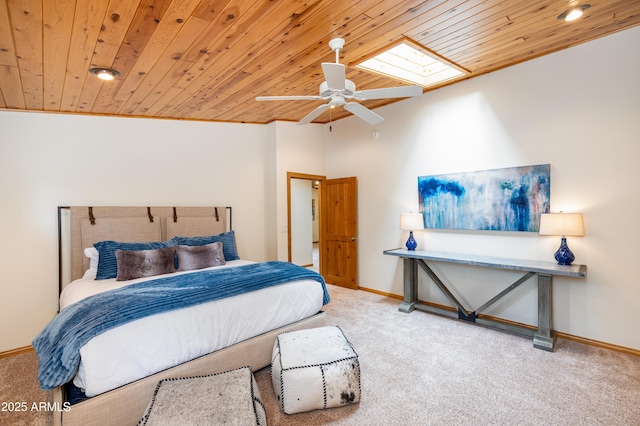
[172, 230, 239, 261]
[94, 240, 174, 280]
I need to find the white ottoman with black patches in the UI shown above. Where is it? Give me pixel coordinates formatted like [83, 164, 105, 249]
[139, 366, 266, 425]
[271, 325, 360, 414]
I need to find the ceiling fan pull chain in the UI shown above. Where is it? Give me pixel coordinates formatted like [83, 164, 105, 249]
[329, 107, 333, 132]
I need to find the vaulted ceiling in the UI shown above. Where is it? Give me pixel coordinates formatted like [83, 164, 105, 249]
[0, 0, 638, 124]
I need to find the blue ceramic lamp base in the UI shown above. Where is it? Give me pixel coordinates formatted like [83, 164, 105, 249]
[405, 231, 417, 251]
[554, 237, 575, 265]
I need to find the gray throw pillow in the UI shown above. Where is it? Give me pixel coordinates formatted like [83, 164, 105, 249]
[115, 246, 176, 281]
[176, 242, 226, 272]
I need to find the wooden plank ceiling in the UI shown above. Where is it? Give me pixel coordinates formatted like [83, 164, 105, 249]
[0, 0, 638, 124]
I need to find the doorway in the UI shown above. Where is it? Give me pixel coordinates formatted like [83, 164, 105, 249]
[288, 172, 325, 273]
[288, 173, 359, 289]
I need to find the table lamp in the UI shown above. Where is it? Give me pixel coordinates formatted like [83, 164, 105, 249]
[539, 212, 584, 265]
[400, 213, 424, 250]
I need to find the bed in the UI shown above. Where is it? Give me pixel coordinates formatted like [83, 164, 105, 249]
[38, 206, 328, 426]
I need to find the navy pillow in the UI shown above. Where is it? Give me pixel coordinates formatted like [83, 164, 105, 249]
[94, 240, 174, 280]
[172, 230, 239, 261]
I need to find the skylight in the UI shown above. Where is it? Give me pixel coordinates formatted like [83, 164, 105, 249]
[356, 40, 468, 88]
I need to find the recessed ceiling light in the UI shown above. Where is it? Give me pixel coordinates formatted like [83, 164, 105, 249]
[89, 67, 120, 81]
[355, 39, 468, 88]
[558, 4, 591, 22]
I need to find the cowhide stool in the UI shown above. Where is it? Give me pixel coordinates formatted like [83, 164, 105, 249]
[139, 366, 266, 425]
[271, 325, 360, 414]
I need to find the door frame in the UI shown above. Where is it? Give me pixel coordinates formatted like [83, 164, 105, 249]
[287, 172, 326, 272]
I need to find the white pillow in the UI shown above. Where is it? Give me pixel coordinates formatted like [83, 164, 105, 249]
[84, 247, 99, 272]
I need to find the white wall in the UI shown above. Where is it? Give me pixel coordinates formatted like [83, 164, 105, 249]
[0, 114, 262, 351]
[1, 27, 637, 353]
[0, 114, 326, 352]
[272, 121, 325, 261]
[324, 26, 640, 350]
[264, 123, 278, 260]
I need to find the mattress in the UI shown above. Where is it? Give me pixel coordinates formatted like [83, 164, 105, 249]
[60, 260, 325, 397]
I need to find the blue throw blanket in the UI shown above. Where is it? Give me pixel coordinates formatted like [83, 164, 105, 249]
[33, 261, 330, 390]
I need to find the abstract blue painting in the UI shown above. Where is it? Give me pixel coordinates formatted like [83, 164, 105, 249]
[418, 164, 550, 232]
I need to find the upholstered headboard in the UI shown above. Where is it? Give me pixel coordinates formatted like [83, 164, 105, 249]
[58, 206, 231, 291]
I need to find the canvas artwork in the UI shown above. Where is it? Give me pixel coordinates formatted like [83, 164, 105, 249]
[418, 164, 550, 232]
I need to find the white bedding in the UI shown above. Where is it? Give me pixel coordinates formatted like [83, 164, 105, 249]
[60, 260, 325, 397]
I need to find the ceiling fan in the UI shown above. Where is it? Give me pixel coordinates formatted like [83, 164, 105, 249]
[255, 38, 423, 125]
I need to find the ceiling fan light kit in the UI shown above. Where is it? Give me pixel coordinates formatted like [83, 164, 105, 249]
[255, 38, 423, 125]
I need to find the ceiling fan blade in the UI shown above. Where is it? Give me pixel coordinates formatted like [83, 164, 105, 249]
[344, 102, 384, 125]
[355, 85, 423, 100]
[321, 63, 345, 91]
[256, 95, 322, 101]
[298, 104, 330, 125]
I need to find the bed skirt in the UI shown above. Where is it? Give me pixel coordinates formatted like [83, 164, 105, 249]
[53, 311, 326, 426]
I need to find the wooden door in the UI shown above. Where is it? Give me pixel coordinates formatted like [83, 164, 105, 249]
[321, 177, 358, 289]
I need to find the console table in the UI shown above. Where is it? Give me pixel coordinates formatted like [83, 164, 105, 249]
[383, 249, 587, 351]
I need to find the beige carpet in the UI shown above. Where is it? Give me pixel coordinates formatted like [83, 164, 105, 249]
[0, 351, 52, 426]
[2, 284, 640, 425]
[255, 284, 640, 425]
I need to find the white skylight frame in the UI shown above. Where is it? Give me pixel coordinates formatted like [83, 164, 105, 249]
[356, 39, 468, 88]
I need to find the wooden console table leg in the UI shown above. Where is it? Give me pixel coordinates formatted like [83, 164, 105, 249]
[399, 258, 417, 313]
[533, 273, 555, 351]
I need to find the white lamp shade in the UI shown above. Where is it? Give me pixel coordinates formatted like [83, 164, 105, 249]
[539, 212, 584, 236]
[400, 213, 424, 230]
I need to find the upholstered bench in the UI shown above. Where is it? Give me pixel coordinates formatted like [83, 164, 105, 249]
[139, 366, 266, 425]
[271, 325, 360, 414]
